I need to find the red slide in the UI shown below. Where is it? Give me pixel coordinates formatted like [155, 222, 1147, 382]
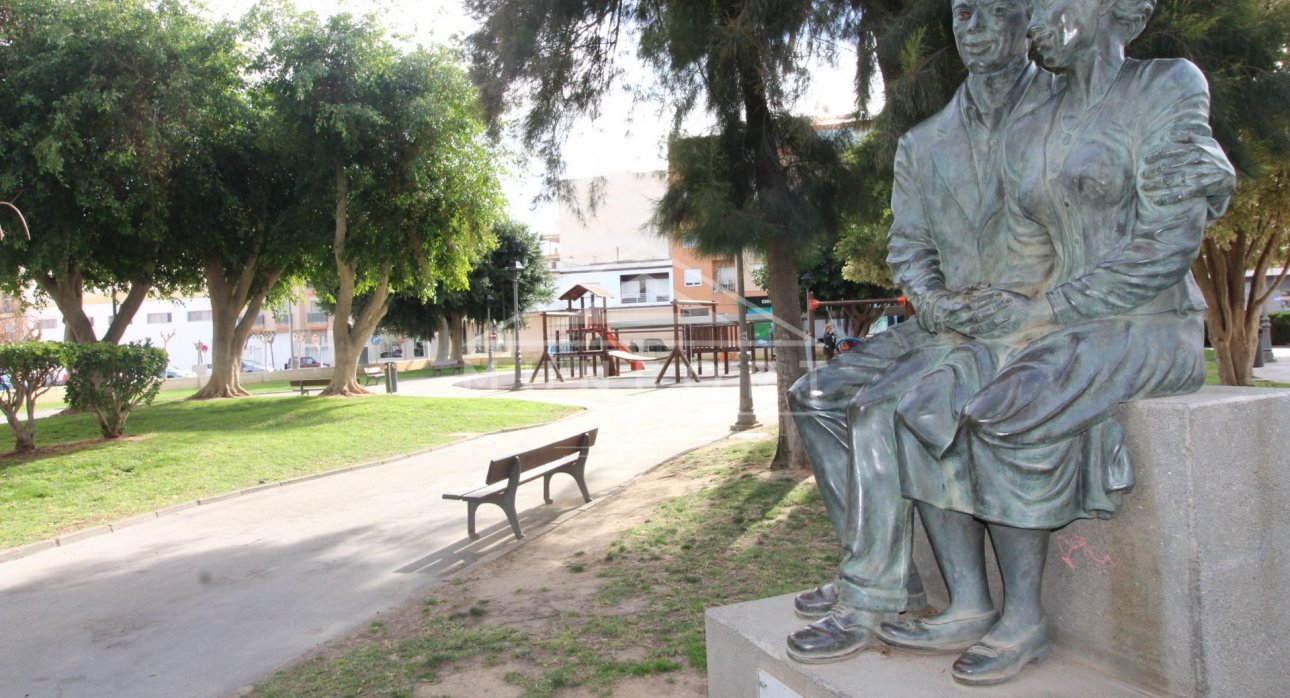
[603, 331, 646, 371]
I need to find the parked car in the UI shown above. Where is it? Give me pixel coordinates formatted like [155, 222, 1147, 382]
[284, 356, 327, 369]
[163, 366, 196, 379]
[379, 349, 403, 359]
[640, 338, 668, 353]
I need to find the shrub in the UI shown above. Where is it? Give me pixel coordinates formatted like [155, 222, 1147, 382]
[65, 341, 167, 439]
[1270, 312, 1290, 346]
[0, 341, 68, 452]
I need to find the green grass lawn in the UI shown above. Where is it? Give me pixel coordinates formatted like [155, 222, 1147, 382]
[0, 395, 578, 549]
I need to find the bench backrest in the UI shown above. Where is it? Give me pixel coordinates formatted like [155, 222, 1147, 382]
[485, 428, 598, 485]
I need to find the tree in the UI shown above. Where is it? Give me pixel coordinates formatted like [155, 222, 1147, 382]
[0, 0, 236, 344]
[0, 341, 66, 452]
[266, 12, 505, 395]
[171, 49, 316, 399]
[1132, 0, 1290, 385]
[65, 341, 166, 439]
[378, 220, 555, 361]
[471, 0, 884, 468]
[1194, 164, 1290, 385]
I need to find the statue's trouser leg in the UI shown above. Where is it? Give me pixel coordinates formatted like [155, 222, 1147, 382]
[834, 343, 959, 614]
[789, 327, 921, 541]
[915, 502, 992, 616]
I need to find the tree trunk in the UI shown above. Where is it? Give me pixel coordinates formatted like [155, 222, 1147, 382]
[434, 316, 453, 363]
[321, 162, 392, 396]
[735, 50, 808, 469]
[36, 269, 97, 343]
[448, 313, 466, 364]
[193, 254, 281, 400]
[766, 234, 808, 469]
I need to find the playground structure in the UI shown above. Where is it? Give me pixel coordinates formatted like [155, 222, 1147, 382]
[528, 287, 769, 385]
[530, 284, 650, 383]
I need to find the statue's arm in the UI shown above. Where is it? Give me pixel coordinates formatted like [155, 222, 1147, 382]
[886, 135, 951, 333]
[1045, 60, 1219, 324]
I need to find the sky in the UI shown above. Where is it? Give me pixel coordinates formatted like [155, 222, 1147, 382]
[203, 0, 860, 233]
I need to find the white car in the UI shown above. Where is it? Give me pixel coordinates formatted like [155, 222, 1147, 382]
[164, 366, 197, 378]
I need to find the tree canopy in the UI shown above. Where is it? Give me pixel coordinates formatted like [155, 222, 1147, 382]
[265, 9, 507, 394]
[0, 0, 241, 343]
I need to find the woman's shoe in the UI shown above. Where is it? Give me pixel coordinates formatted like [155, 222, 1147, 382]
[876, 610, 999, 653]
[951, 618, 1052, 686]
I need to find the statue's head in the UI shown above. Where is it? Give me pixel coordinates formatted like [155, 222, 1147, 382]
[1028, 0, 1154, 70]
[952, 0, 1033, 74]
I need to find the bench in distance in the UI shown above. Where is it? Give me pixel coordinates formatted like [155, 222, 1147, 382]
[442, 428, 598, 540]
[289, 378, 331, 395]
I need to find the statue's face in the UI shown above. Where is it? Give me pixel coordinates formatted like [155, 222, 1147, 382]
[952, 0, 1032, 74]
[1027, 0, 1104, 70]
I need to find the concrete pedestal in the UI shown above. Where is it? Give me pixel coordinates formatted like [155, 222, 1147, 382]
[707, 387, 1290, 697]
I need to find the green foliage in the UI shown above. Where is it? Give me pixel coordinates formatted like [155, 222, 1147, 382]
[65, 341, 167, 439]
[1271, 312, 1290, 346]
[0, 341, 67, 452]
[0, 0, 239, 339]
[378, 220, 556, 339]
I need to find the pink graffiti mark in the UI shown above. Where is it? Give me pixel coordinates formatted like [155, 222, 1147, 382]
[1054, 532, 1116, 571]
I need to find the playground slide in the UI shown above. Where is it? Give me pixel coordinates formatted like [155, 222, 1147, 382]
[603, 332, 646, 371]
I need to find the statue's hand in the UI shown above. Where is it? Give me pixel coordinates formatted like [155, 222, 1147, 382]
[1140, 128, 1236, 207]
[950, 288, 1054, 339]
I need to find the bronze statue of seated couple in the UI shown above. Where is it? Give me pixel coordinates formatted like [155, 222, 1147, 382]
[787, 0, 1233, 686]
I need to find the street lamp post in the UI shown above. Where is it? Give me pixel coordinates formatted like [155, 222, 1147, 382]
[485, 293, 496, 372]
[732, 250, 759, 431]
[511, 261, 524, 391]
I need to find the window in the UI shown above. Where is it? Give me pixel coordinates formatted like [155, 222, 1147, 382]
[187, 310, 212, 322]
[681, 307, 710, 318]
[36, 318, 58, 330]
[715, 266, 737, 293]
[683, 269, 702, 287]
[681, 238, 697, 249]
[307, 302, 327, 324]
[146, 312, 172, 324]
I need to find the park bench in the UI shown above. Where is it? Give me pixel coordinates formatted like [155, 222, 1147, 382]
[442, 428, 598, 541]
[362, 366, 383, 386]
[429, 361, 465, 376]
[289, 378, 330, 395]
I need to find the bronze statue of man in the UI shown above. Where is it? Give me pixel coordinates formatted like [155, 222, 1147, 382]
[784, 0, 1234, 676]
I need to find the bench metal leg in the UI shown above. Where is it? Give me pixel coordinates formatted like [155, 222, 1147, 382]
[502, 486, 524, 540]
[542, 474, 554, 504]
[466, 501, 481, 540]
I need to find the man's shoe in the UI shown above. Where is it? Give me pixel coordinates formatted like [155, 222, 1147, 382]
[786, 614, 880, 664]
[793, 583, 838, 619]
[876, 610, 999, 653]
[951, 619, 1053, 686]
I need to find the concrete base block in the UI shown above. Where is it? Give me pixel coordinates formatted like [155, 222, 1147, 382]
[706, 594, 1147, 697]
[709, 387, 1290, 697]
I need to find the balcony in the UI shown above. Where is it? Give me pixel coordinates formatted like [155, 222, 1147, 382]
[620, 294, 671, 305]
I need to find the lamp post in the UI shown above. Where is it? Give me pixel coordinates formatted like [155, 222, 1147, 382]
[485, 293, 496, 372]
[511, 261, 524, 390]
[732, 250, 759, 431]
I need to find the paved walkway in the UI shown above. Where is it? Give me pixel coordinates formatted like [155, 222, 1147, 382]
[0, 374, 782, 698]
